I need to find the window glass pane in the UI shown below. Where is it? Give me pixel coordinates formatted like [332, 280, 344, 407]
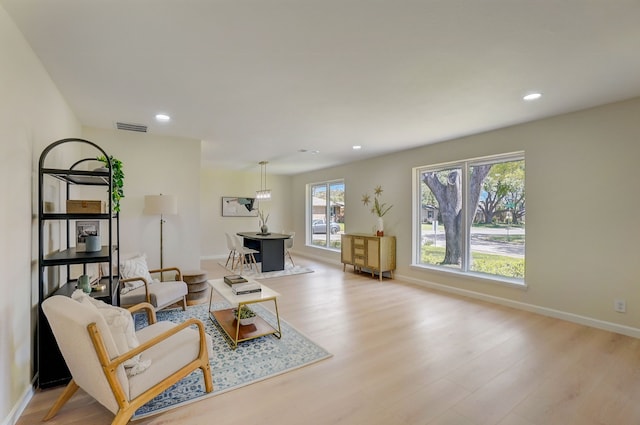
[416, 153, 525, 283]
[310, 184, 328, 248]
[328, 181, 345, 249]
[419, 166, 463, 271]
[469, 159, 525, 279]
[309, 180, 345, 251]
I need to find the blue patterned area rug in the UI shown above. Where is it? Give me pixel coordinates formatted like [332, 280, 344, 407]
[131, 302, 331, 420]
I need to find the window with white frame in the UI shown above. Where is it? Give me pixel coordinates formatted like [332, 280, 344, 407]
[414, 153, 525, 283]
[308, 180, 345, 250]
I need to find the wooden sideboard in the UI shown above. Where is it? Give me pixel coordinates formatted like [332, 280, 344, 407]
[341, 233, 396, 281]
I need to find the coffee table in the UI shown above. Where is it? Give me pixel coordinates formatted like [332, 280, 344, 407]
[208, 278, 282, 349]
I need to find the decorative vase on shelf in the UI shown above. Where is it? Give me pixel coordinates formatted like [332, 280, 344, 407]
[376, 217, 384, 236]
[85, 235, 101, 252]
[260, 224, 268, 234]
[78, 274, 92, 294]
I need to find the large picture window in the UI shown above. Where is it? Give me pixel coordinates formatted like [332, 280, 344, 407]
[415, 153, 525, 283]
[308, 180, 345, 250]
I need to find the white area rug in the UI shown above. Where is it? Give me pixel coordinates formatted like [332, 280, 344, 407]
[132, 302, 331, 419]
[217, 261, 314, 280]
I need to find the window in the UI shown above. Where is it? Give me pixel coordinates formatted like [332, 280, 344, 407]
[308, 180, 345, 250]
[414, 153, 525, 283]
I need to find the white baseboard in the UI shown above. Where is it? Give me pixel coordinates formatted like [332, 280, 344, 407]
[291, 249, 343, 267]
[2, 378, 35, 425]
[395, 273, 640, 339]
[200, 254, 227, 261]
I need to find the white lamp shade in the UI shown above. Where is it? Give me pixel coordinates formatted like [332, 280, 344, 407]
[144, 194, 178, 215]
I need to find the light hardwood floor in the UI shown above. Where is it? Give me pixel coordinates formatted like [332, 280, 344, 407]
[17, 257, 640, 425]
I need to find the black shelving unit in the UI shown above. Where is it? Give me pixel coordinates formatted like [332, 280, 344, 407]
[37, 138, 120, 388]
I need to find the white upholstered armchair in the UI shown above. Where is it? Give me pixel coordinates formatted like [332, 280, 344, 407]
[118, 254, 188, 311]
[41, 294, 213, 425]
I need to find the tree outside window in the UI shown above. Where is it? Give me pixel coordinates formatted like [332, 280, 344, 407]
[417, 153, 525, 282]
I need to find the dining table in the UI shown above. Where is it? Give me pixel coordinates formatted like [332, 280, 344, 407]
[236, 231, 292, 272]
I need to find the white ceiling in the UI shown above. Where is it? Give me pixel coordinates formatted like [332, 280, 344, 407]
[4, 0, 640, 175]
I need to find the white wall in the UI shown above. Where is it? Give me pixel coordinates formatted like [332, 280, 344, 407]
[81, 127, 202, 272]
[200, 167, 292, 260]
[0, 5, 81, 424]
[292, 97, 640, 333]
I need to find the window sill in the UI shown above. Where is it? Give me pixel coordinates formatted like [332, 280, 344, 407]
[409, 263, 527, 290]
[306, 243, 341, 253]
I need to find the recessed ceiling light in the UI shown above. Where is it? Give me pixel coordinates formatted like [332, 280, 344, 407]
[523, 93, 542, 101]
[155, 113, 171, 122]
[352, 145, 362, 150]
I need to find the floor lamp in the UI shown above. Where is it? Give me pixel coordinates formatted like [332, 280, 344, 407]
[144, 194, 178, 281]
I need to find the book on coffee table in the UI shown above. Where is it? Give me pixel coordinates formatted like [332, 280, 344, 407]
[231, 282, 262, 295]
[224, 275, 248, 286]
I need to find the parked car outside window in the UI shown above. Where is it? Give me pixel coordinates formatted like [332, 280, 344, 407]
[312, 219, 340, 234]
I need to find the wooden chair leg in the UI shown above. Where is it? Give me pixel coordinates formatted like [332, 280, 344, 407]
[232, 253, 241, 272]
[43, 379, 79, 421]
[237, 253, 245, 271]
[180, 295, 187, 311]
[231, 250, 238, 269]
[201, 362, 213, 393]
[224, 250, 234, 268]
[112, 409, 135, 425]
[286, 250, 295, 267]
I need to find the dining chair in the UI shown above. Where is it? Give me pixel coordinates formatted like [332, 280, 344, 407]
[233, 234, 259, 273]
[224, 233, 238, 269]
[283, 231, 295, 267]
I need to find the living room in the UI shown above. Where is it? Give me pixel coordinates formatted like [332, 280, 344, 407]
[3, 2, 640, 425]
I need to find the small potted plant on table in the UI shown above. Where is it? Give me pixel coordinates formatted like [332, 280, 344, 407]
[234, 305, 257, 325]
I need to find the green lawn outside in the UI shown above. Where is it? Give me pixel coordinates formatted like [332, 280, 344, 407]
[421, 245, 525, 278]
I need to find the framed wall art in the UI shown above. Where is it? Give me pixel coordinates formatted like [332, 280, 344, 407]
[222, 197, 258, 217]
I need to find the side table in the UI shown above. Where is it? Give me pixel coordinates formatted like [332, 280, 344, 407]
[178, 269, 209, 303]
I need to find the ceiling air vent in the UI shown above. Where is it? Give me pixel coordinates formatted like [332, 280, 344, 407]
[115, 122, 148, 132]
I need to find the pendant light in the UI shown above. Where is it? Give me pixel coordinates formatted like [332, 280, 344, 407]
[256, 161, 271, 200]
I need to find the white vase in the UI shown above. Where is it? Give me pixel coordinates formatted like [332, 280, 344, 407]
[376, 217, 384, 236]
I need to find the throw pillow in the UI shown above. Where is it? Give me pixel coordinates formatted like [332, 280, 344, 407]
[72, 290, 151, 376]
[119, 254, 156, 294]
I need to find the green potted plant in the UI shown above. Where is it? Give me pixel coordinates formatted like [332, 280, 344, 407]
[96, 155, 124, 213]
[362, 185, 393, 236]
[233, 305, 257, 325]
